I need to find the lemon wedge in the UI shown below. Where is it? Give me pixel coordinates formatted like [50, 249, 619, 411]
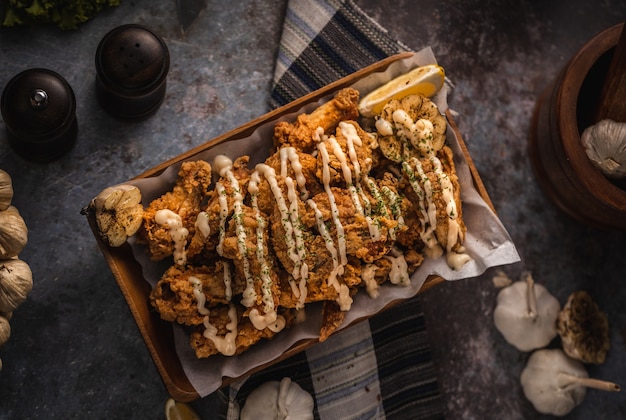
[165, 398, 201, 420]
[358, 64, 445, 117]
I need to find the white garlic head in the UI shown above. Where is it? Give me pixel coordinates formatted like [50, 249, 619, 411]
[581, 119, 626, 179]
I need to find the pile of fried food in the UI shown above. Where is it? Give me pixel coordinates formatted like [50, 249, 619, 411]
[92, 74, 471, 359]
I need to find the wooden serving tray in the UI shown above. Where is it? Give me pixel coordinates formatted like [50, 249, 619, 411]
[85, 53, 495, 402]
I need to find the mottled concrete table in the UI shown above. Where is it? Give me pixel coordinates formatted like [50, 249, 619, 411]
[0, 1, 625, 419]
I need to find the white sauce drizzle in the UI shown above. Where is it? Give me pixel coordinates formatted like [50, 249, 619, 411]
[316, 141, 353, 311]
[216, 156, 257, 308]
[384, 247, 410, 286]
[393, 110, 435, 156]
[202, 303, 238, 356]
[375, 118, 394, 137]
[155, 209, 189, 266]
[255, 163, 309, 309]
[189, 276, 210, 315]
[280, 147, 309, 200]
[389, 105, 471, 270]
[248, 171, 276, 316]
[195, 211, 211, 238]
[317, 142, 347, 267]
[381, 186, 404, 240]
[222, 262, 232, 301]
[215, 181, 228, 256]
[429, 156, 471, 269]
[306, 199, 343, 285]
[361, 263, 380, 298]
[333, 123, 383, 242]
[402, 159, 443, 258]
[249, 308, 286, 333]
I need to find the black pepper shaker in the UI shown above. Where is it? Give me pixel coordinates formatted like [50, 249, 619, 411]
[1, 68, 78, 162]
[95, 24, 170, 120]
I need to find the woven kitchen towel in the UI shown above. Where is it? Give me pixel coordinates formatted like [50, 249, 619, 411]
[224, 1, 445, 419]
[269, 0, 410, 109]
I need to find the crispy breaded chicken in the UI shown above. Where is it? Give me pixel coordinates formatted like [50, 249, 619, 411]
[143, 87, 470, 359]
[189, 305, 297, 358]
[150, 261, 240, 326]
[273, 88, 360, 152]
[400, 147, 466, 257]
[186, 156, 251, 262]
[140, 160, 212, 262]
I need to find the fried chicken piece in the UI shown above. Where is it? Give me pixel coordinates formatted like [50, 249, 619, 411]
[263, 147, 324, 203]
[319, 301, 346, 342]
[304, 188, 396, 263]
[273, 88, 360, 153]
[220, 204, 282, 317]
[150, 261, 242, 326]
[190, 305, 297, 358]
[140, 160, 212, 262]
[315, 120, 376, 186]
[186, 156, 251, 262]
[401, 147, 466, 257]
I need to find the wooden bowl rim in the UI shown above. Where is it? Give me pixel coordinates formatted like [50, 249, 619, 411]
[557, 22, 626, 210]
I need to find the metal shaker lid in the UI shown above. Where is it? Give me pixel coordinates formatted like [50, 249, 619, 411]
[95, 24, 169, 119]
[1, 68, 77, 161]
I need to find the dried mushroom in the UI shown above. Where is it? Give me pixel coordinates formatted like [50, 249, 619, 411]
[556, 290, 610, 364]
[0, 206, 28, 259]
[581, 119, 626, 179]
[241, 377, 314, 420]
[521, 348, 620, 416]
[494, 272, 560, 351]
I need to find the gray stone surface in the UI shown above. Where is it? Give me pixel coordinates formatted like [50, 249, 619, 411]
[0, 0, 625, 418]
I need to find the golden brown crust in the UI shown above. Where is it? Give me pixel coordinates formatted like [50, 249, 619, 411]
[139, 160, 213, 261]
[142, 89, 467, 359]
[273, 88, 360, 152]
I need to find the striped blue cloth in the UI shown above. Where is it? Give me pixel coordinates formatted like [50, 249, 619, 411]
[223, 1, 445, 419]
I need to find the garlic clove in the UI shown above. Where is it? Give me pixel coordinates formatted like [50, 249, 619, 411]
[493, 273, 560, 352]
[0, 169, 14, 211]
[581, 119, 626, 179]
[91, 184, 144, 247]
[521, 348, 620, 416]
[0, 258, 33, 314]
[241, 377, 314, 420]
[556, 290, 610, 364]
[0, 314, 10, 347]
[0, 206, 28, 259]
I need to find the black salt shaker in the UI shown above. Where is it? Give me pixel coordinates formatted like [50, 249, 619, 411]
[95, 24, 170, 120]
[1, 68, 78, 162]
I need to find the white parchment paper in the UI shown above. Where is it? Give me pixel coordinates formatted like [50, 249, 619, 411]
[123, 48, 520, 396]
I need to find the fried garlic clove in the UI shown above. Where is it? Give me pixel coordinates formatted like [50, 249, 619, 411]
[93, 184, 144, 247]
[556, 290, 610, 364]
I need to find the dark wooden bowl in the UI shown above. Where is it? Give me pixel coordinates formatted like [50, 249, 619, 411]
[529, 23, 626, 230]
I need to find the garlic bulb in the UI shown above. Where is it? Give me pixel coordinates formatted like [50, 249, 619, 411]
[0, 315, 10, 347]
[557, 290, 610, 364]
[493, 272, 560, 351]
[0, 206, 28, 259]
[0, 170, 13, 211]
[581, 119, 626, 179]
[521, 348, 620, 416]
[91, 184, 144, 247]
[0, 258, 33, 313]
[240, 377, 314, 420]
